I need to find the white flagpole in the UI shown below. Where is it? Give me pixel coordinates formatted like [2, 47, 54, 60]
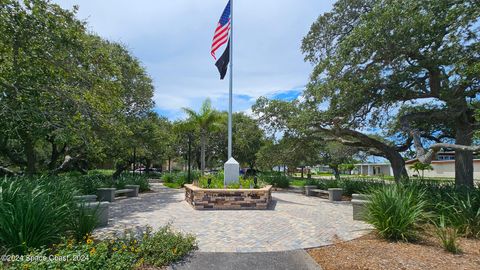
[228, 0, 233, 159]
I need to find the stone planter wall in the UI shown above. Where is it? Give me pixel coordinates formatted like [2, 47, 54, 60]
[184, 184, 272, 210]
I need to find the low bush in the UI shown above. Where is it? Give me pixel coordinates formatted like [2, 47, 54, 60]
[301, 178, 384, 196]
[258, 172, 289, 188]
[140, 225, 197, 267]
[72, 173, 150, 194]
[162, 173, 175, 183]
[116, 174, 150, 192]
[162, 171, 199, 188]
[366, 184, 427, 241]
[3, 225, 196, 270]
[198, 172, 259, 189]
[340, 178, 385, 196]
[75, 174, 113, 195]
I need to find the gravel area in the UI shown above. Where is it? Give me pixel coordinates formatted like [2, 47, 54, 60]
[307, 232, 480, 270]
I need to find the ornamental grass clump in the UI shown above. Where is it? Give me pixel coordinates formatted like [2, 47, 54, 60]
[438, 189, 480, 238]
[0, 177, 75, 254]
[366, 184, 427, 242]
[434, 215, 462, 254]
[69, 203, 99, 242]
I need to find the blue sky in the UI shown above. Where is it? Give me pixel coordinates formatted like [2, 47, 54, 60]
[54, 0, 335, 120]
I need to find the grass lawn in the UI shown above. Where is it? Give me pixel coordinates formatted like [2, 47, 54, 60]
[88, 169, 116, 176]
[308, 232, 480, 270]
[290, 179, 307, 187]
[164, 182, 182, 189]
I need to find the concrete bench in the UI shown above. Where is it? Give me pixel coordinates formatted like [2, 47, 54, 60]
[97, 185, 140, 202]
[79, 201, 109, 227]
[73, 195, 97, 202]
[304, 186, 343, 201]
[352, 193, 371, 221]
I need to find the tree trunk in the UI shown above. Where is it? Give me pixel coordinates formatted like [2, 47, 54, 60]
[200, 131, 206, 175]
[332, 165, 340, 180]
[388, 153, 409, 182]
[47, 142, 66, 171]
[454, 118, 474, 187]
[145, 159, 152, 174]
[168, 157, 171, 172]
[50, 155, 87, 175]
[113, 162, 129, 179]
[24, 138, 36, 175]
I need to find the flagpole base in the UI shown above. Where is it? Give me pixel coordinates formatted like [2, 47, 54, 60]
[224, 157, 239, 186]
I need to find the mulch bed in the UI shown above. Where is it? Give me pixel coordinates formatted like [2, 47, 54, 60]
[307, 232, 480, 270]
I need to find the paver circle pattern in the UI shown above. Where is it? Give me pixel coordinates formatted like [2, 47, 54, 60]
[94, 183, 371, 252]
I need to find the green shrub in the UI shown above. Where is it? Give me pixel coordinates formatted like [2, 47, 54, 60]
[4, 226, 196, 270]
[439, 189, 480, 238]
[87, 169, 115, 176]
[140, 225, 197, 267]
[340, 178, 385, 196]
[69, 203, 99, 242]
[259, 172, 289, 188]
[117, 174, 150, 192]
[162, 173, 175, 183]
[70, 173, 150, 194]
[366, 184, 427, 242]
[175, 172, 191, 187]
[199, 175, 224, 188]
[76, 174, 112, 195]
[162, 171, 198, 187]
[434, 215, 462, 254]
[0, 177, 75, 254]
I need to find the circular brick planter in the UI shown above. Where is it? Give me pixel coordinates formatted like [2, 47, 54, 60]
[184, 184, 273, 210]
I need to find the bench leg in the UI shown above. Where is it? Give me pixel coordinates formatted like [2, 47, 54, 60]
[81, 202, 109, 227]
[328, 188, 343, 201]
[96, 204, 109, 227]
[97, 188, 116, 202]
[125, 185, 139, 197]
[304, 185, 317, 196]
[353, 201, 368, 221]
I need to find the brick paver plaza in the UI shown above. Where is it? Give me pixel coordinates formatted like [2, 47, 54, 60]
[95, 183, 371, 252]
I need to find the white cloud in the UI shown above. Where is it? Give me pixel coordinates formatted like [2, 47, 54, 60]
[53, 0, 336, 119]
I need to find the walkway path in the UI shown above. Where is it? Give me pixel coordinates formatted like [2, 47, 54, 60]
[168, 250, 321, 270]
[94, 183, 370, 252]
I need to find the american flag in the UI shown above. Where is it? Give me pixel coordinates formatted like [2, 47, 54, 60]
[211, 1, 231, 60]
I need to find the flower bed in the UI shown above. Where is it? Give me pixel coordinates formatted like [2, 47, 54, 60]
[184, 184, 272, 210]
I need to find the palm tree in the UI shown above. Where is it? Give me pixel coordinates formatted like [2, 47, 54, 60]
[182, 99, 224, 175]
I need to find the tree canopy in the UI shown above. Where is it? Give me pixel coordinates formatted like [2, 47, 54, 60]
[0, 0, 161, 175]
[255, 0, 480, 186]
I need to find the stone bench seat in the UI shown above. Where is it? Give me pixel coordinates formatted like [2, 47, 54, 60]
[115, 189, 134, 195]
[73, 194, 97, 202]
[311, 189, 329, 194]
[97, 185, 140, 202]
[304, 186, 343, 201]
